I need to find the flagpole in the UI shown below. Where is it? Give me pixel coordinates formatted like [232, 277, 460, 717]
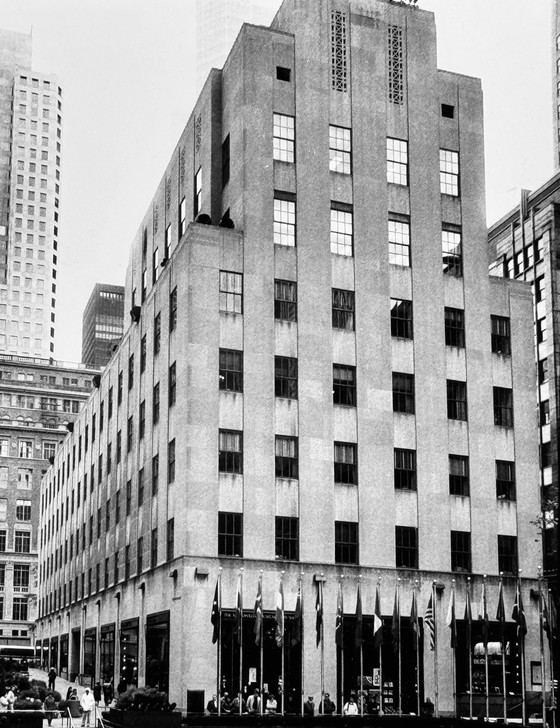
[300, 572, 305, 717]
[482, 576, 490, 721]
[499, 574, 507, 724]
[467, 577, 473, 721]
[239, 568, 244, 717]
[320, 577, 325, 715]
[548, 589, 556, 728]
[538, 567, 546, 728]
[451, 579, 456, 718]
[378, 578, 383, 716]
[414, 580, 420, 717]
[259, 570, 264, 717]
[281, 571, 285, 717]
[340, 575, 344, 716]
[433, 581, 439, 718]
[397, 578, 402, 717]
[218, 569, 222, 717]
[519, 571, 527, 727]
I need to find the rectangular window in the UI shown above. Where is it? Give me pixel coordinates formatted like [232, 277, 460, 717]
[13, 564, 29, 593]
[137, 537, 143, 574]
[332, 289, 355, 331]
[274, 194, 296, 247]
[538, 359, 548, 385]
[117, 371, 123, 405]
[387, 138, 408, 185]
[154, 312, 161, 354]
[537, 317, 547, 344]
[275, 356, 298, 399]
[128, 354, 134, 390]
[169, 287, 177, 332]
[440, 149, 459, 196]
[329, 125, 351, 174]
[274, 279, 297, 322]
[445, 307, 465, 348]
[330, 206, 353, 256]
[392, 372, 415, 414]
[535, 276, 546, 304]
[168, 362, 176, 406]
[388, 216, 410, 267]
[126, 480, 132, 516]
[334, 442, 357, 485]
[0, 532, 5, 551]
[179, 197, 187, 237]
[221, 135, 230, 188]
[394, 448, 416, 490]
[396, 525, 418, 568]
[194, 167, 202, 217]
[219, 270, 243, 313]
[442, 225, 462, 276]
[540, 400, 550, 426]
[17, 468, 32, 489]
[491, 316, 511, 356]
[14, 531, 30, 553]
[498, 535, 518, 575]
[275, 436, 298, 479]
[140, 335, 146, 372]
[12, 597, 27, 622]
[219, 349, 243, 393]
[167, 518, 175, 561]
[139, 401, 146, 440]
[275, 516, 299, 560]
[273, 113, 295, 163]
[152, 455, 159, 495]
[451, 530, 471, 572]
[151, 528, 158, 569]
[168, 439, 176, 484]
[447, 380, 467, 421]
[333, 364, 356, 407]
[153, 383, 160, 425]
[335, 521, 358, 564]
[218, 430, 243, 474]
[493, 387, 513, 428]
[449, 455, 469, 496]
[138, 469, 144, 506]
[218, 511, 243, 556]
[390, 299, 413, 339]
[496, 460, 516, 501]
[18, 440, 33, 458]
[15, 500, 31, 521]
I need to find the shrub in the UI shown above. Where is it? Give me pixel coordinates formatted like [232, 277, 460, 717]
[115, 686, 175, 712]
[13, 697, 42, 710]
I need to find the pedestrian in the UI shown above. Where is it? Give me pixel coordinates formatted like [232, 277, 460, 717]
[304, 695, 315, 716]
[44, 693, 57, 727]
[93, 681, 102, 706]
[247, 689, 260, 714]
[221, 692, 233, 713]
[343, 695, 359, 716]
[206, 694, 219, 714]
[102, 677, 113, 706]
[231, 694, 246, 713]
[80, 687, 95, 727]
[265, 693, 277, 714]
[48, 667, 57, 691]
[320, 692, 336, 715]
[421, 697, 434, 717]
[117, 676, 127, 695]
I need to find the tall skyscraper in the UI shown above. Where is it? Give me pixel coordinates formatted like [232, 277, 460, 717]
[553, 0, 560, 167]
[0, 28, 62, 359]
[81, 283, 125, 368]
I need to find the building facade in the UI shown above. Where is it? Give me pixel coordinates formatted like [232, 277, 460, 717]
[554, 0, 560, 168]
[0, 354, 96, 646]
[81, 284, 125, 368]
[0, 28, 63, 359]
[37, 0, 544, 717]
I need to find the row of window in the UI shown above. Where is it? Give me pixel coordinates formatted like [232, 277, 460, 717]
[0, 531, 31, 554]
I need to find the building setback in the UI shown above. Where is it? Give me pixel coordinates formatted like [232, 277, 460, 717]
[37, 0, 543, 717]
[81, 283, 125, 368]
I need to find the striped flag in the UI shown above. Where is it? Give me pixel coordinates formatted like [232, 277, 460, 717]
[496, 581, 506, 650]
[425, 594, 435, 651]
[335, 581, 344, 648]
[410, 590, 419, 636]
[254, 576, 263, 646]
[236, 574, 243, 645]
[355, 582, 363, 648]
[315, 581, 323, 647]
[512, 582, 527, 640]
[391, 586, 400, 652]
[446, 584, 457, 649]
[373, 585, 383, 648]
[292, 581, 302, 647]
[275, 579, 284, 647]
[211, 579, 220, 644]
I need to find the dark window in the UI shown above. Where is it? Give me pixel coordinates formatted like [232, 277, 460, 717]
[179, 198, 186, 239]
[124, 546, 130, 581]
[540, 400, 550, 426]
[276, 66, 291, 82]
[116, 431, 122, 463]
[451, 530, 471, 572]
[137, 537, 143, 574]
[169, 287, 177, 332]
[491, 316, 511, 356]
[219, 349, 243, 393]
[126, 480, 131, 516]
[394, 448, 416, 490]
[390, 299, 413, 339]
[218, 512, 243, 556]
[335, 521, 358, 564]
[127, 416, 133, 452]
[445, 307, 465, 348]
[449, 455, 469, 496]
[538, 359, 548, 385]
[138, 469, 144, 506]
[274, 280, 297, 322]
[332, 289, 355, 330]
[115, 490, 120, 524]
[151, 528, 158, 569]
[117, 372, 123, 405]
[535, 276, 546, 304]
[541, 442, 551, 468]
[108, 387, 113, 419]
[221, 134, 230, 188]
[168, 362, 176, 406]
[154, 312, 161, 355]
[128, 354, 134, 390]
[497, 535, 518, 575]
[152, 455, 159, 495]
[447, 380, 467, 421]
[441, 103, 455, 118]
[275, 516, 299, 560]
[496, 460, 516, 501]
[442, 225, 462, 276]
[395, 526, 418, 568]
[219, 270, 243, 313]
[167, 518, 174, 561]
[275, 436, 298, 479]
[333, 364, 356, 406]
[275, 356, 298, 399]
[493, 387, 513, 428]
[139, 401, 145, 440]
[537, 317, 547, 344]
[393, 372, 415, 414]
[153, 383, 160, 424]
[168, 439, 175, 484]
[334, 442, 357, 485]
[218, 430, 243, 474]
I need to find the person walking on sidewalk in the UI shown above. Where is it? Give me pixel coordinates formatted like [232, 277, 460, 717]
[48, 667, 56, 691]
[80, 688, 95, 727]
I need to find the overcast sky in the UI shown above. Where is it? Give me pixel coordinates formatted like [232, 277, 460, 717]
[1, 0, 554, 362]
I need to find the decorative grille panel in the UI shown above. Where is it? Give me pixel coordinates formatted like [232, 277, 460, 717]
[331, 11, 348, 92]
[388, 25, 404, 104]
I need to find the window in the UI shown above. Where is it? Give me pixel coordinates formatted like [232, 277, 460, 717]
[14, 531, 30, 553]
[451, 531, 471, 573]
[444, 308, 465, 348]
[447, 380, 467, 421]
[43, 442, 56, 459]
[497, 535, 518, 575]
[179, 197, 187, 237]
[219, 349, 243, 393]
[117, 371, 123, 405]
[491, 316, 511, 356]
[334, 442, 357, 485]
[0, 440, 8, 458]
[140, 334, 147, 373]
[167, 518, 174, 561]
[277, 66, 291, 81]
[152, 455, 159, 495]
[394, 449, 416, 490]
[395, 526, 418, 568]
[538, 359, 548, 385]
[330, 206, 353, 256]
[168, 362, 176, 406]
[390, 299, 413, 339]
[388, 216, 410, 267]
[127, 416, 133, 452]
[153, 383, 160, 425]
[0, 532, 5, 551]
[16, 500, 31, 521]
[14, 564, 29, 593]
[392, 372, 415, 414]
[442, 225, 462, 276]
[335, 521, 358, 564]
[221, 135, 230, 187]
[128, 354, 134, 390]
[540, 400, 550, 426]
[274, 280, 297, 322]
[154, 312, 161, 354]
[441, 104, 455, 119]
[275, 436, 298, 479]
[168, 439, 175, 484]
[18, 440, 33, 458]
[137, 537, 143, 574]
[387, 138, 408, 186]
[218, 512, 243, 557]
[493, 387, 513, 428]
[332, 289, 355, 330]
[169, 287, 177, 332]
[273, 195, 296, 246]
[219, 271, 243, 313]
[329, 125, 351, 174]
[537, 317, 547, 344]
[12, 597, 27, 622]
[496, 460, 516, 501]
[440, 149, 459, 196]
[151, 528, 158, 569]
[139, 401, 146, 439]
[218, 430, 243, 474]
[535, 276, 546, 304]
[275, 517, 299, 560]
[126, 480, 132, 516]
[275, 356, 298, 399]
[116, 431, 122, 463]
[273, 114, 295, 163]
[17, 469, 32, 489]
[331, 364, 356, 406]
[138, 469, 145, 506]
[194, 167, 202, 217]
[449, 455, 469, 496]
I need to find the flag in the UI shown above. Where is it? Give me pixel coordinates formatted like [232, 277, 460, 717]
[410, 590, 419, 636]
[478, 581, 489, 648]
[275, 580, 284, 647]
[315, 582, 323, 647]
[254, 577, 263, 646]
[549, 592, 557, 640]
[292, 582, 302, 647]
[236, 574, 243, 645]
[543, 597, 551, 642]
[335, 581, 344, 648]
[391, 587, 399, 652]
[425, 594, 435, 651]
[211, 579, 220, 645]
[355, 583, 363, 648]
[512, 582, 527, 640]
[446, 585, 457, 649]
[373, 585, 383, 648]
[464, 585, 472, 656]
[496, 581, 506, 650]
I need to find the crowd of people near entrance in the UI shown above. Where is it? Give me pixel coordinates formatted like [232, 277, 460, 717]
[206, 688, 385, 715]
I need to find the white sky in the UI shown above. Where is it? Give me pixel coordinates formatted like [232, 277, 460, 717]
[0, 0, 554, 362]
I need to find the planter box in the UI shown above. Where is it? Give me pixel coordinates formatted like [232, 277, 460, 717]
[0, 711, 44, 727]
[106, 708, 182, 728]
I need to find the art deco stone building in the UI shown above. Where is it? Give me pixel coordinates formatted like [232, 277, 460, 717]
[37, 0, 543, 716]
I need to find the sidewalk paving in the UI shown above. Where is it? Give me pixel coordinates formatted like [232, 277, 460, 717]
[27, 668, 108, 727]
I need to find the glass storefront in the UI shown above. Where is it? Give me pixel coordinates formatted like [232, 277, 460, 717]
[41, 639, 49, 670]
[120, 618, 138, 686]
[100, 624, 115, 685]
[145, 611, 170, 693]
[59, 634, 68, 678]
[50, 636, 59, 675]
[84, 627, 97, 685]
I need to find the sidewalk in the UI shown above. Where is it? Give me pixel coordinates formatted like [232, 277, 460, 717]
[28, 668, 107, 727]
